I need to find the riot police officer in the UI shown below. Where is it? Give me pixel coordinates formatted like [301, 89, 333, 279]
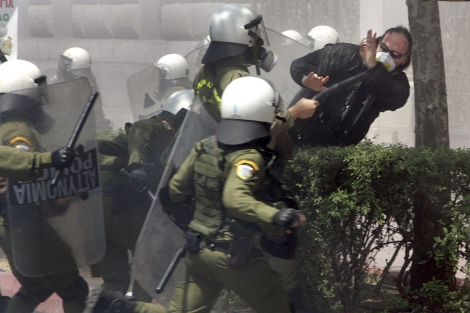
[192, 4, 316, 160]
[0, 59, 89, 313]
[89, 90, 193, 302]
[192, 4, 317, 311]
[152, 54, 192, 102]
[166, 76, 311, 313]
[50, 47, 109, 130]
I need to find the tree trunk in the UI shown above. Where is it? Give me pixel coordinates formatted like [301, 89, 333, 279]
[407, 0, 454, 304]
[407, 0, 449, 149]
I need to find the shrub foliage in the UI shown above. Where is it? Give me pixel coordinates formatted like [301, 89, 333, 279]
[284, 143, 470, 312]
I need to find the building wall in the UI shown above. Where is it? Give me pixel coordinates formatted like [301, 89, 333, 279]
[15, 0, 470, 148]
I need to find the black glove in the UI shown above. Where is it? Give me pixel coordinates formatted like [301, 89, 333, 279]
[51, 147, 74, 169]
[128, 164, 149, 193]
[273, 208, 298, 228]
[159, 186, 171, 205]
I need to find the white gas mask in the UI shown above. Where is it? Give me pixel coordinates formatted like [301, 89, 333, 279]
[376, 52, 396, 72]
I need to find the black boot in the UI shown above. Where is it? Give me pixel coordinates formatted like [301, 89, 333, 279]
[84, 287, 137, 313]
[0, 296, 10, 313]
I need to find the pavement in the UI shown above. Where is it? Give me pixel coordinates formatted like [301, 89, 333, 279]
[1, 247, 468, 312]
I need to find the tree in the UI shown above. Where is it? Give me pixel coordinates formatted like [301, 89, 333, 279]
[406, 0, 456, 309]
[408, 0, 449, 149]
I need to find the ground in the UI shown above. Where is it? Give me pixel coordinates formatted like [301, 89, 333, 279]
[0, 252, 102, 313]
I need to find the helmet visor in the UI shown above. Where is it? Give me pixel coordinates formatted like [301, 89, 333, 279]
[57, 54, 73, 75]
[244, 15, 270, 47]
[154, 63, 174, 81]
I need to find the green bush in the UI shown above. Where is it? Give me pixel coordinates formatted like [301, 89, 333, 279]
[284, 142, 470, 312]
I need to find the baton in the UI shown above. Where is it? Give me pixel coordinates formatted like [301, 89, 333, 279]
[51, 91, 99, 186]
[156, 247, 185, 294]
[312, 71, 368, 102]
[120, 168, 156, 201]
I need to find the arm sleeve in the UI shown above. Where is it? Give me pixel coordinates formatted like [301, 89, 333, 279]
[270, 110, 294, 137]
[290, 43, 366, 91]
[98, 134, 128, 158]
[168, 147, 197, 202]
[222, 152, 279, 225]
[0, 146, 52, 181]
[366, 62, 410, 111]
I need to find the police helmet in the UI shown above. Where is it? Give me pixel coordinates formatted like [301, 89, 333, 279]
[202, 4, 270, 64]
[216, 77, 279, 145]
[155, 54, 190, 81]
[62, 47, 91, 70]
[281, 30, 303, 44]
[158, 89, 194, 130]
[161, 89, 193, 116]
[0, 59, 42, 93]
[0, 60, 49, 127]
[307, 26, 339, 51]
[55, 47, 94, 83]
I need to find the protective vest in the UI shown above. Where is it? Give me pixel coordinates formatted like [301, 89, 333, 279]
[188, 136, 236, 237]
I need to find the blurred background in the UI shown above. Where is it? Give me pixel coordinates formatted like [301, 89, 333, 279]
[6, 0, 470, 148]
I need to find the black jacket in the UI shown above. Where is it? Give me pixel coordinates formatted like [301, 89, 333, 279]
[289, 43, 410, 146]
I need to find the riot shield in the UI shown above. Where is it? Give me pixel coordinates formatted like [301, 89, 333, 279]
[132, 96, 218, 306]
[185, 28, 311, 111]
[262, 28, 311, 109]
[184, 36, 209, 82]
[3, 77, 105, 277]
[126, 65, 166, 122]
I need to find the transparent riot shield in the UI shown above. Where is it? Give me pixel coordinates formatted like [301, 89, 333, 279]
[132, 96, 218, 306]
[184, 36, 209, 82]
[262, 28, 311, 110]
[127, 61, 194, 123]
[126, 65, 167, 122]
[185, 28, 311, 111]
[3, 77, 105, 277]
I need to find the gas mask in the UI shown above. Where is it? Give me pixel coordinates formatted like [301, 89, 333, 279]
[246, 30, 278, 75]
[376, 52, 396, 72]
[258, 48, 278, 73]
